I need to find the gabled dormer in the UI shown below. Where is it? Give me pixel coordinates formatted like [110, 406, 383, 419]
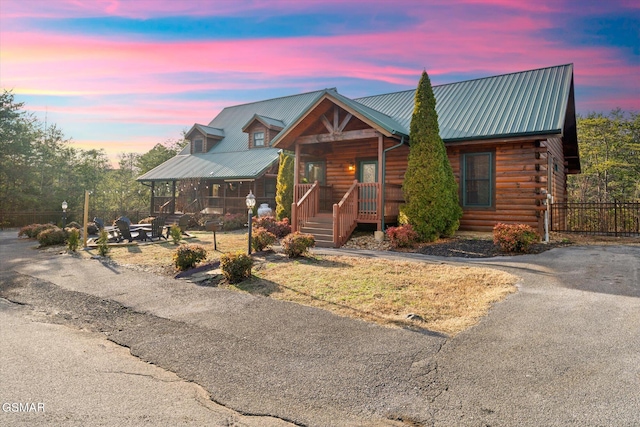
[185, 124, 225, 154]
[242, 114, 285, 149]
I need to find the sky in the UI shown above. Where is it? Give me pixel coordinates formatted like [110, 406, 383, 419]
[1, 0, 638, 167]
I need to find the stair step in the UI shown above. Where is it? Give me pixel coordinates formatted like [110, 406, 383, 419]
[314, 240, 335, 248]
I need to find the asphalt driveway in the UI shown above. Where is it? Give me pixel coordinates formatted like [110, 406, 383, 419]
[1, 231, 638, 426]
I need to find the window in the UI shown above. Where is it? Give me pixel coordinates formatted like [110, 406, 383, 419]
[193, 138, 203, 153]
[462, 152, 493, 208]
[305, 161, 326, 185]
[264, 178, 276, 198]
[209, 184, 221, 197]
[253, 131, 265, 147]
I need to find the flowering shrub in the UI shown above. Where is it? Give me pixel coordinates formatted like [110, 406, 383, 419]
[252, 215, 291, 238]
[173, 244, 208, 271]
[37, 226, 67, 247]
[385, 224, 419, 248]
[493, 223, 540, 253]
[251, 227, 277, 252]
[220, 251, 253, 283]
[281, 232, 315, 258]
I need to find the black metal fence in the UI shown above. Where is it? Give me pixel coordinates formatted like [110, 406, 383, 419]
[0, 210, 148, 228]
[551, 201, 640, 236]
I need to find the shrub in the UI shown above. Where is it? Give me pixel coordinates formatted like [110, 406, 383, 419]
[220, 251, 253, 283]
[220, 213, 246, 231]
[386, 224, 419, 248]
[281, 232, 315, 258]
[66, 221, 82, 229]
[37, 226, 67, 247]
[97, 229, 110, 257]
[173, 244, 208, 271]
[493, 223, 540, 253]
[170, 226, 182, 244]
[18, 223, 56, 239]
[275, 151, 294, 221]
[252, 215, 291, 238]
[252, 227, 277, 252]
[66, 228, 80, 252]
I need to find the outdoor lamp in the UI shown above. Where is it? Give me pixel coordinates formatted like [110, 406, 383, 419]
[61, 200, 68, 228]
[246, 190, 256, 254]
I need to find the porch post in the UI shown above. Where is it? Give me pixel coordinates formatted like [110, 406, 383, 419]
[377, 134, 383, 230]
[171, 181, 176, 214]
[294, 143, 300, 194]
[150, 181, 155, 215]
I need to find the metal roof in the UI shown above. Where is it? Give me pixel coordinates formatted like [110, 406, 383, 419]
[241, 114, 285, 132]
[355, 64, 575, 141]
[137, 149, 281, 181]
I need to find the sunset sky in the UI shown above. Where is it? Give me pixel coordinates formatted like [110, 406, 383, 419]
[1, 0, 638, 166]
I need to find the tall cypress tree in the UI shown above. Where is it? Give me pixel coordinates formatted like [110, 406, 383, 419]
[275, 151, 294, 220]
[402, 71, 462, 241]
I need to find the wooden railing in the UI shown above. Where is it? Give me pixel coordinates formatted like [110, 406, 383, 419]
[158, 198, 173, 214]
[333, 180, 359, 247]
[357, 182, 379, 221]
[291, 181, 319, 232]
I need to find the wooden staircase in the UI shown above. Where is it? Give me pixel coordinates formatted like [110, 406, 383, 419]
[299, 213, 335, 248]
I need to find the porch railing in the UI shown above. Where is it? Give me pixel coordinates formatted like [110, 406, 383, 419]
[291, 181, 319, 232]
[333, 180, 359, 247]
[357, 182, 380, 221]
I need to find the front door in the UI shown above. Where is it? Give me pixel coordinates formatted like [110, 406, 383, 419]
[358, 160, 378, 217]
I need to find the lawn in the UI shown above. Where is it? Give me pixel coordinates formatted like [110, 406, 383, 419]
[82, 230, 518, 336]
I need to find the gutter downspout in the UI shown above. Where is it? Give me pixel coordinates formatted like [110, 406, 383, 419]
[381, 135, 406, 231]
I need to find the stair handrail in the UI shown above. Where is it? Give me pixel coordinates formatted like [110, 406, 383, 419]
[291, 181, 319, 232]
[333, 180, 359, 247]
[158, 199, 172, 214]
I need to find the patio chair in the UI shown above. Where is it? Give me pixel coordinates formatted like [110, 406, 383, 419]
[115, 219, 148, 243]
[93, 217, 105, 230]
[149, 217, 167, 241]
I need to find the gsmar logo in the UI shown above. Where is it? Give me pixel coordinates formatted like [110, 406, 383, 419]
[2, 402, 45, 413]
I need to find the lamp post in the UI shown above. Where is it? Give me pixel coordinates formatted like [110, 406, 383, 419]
[245, 190, 256, 254]
[61, 200, 68, 228]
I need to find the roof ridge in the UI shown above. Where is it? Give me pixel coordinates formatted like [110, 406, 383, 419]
[220, 88, 337, 110]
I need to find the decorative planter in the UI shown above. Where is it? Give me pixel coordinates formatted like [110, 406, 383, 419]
[257, 203, 273, 217]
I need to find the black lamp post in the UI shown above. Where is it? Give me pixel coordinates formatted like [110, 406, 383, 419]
[61, 200, 68, 228]
[245, 190, 256, 254]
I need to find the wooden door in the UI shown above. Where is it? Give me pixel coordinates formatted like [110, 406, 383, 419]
[358, 160, 378, 217]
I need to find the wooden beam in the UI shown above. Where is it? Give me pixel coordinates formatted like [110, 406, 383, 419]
[337, 113, 352, 133]
[320, 115, 334, 134]
[377, 134, 383, 230]
[294, 143, 300, 189]
[333, 106, 339, 131]
[296, 128, 378, 145]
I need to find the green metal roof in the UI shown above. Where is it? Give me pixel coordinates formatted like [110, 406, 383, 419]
[139, 64, 578, 181]
[355, 64, 575, 142]
[137, 149, 281, 182]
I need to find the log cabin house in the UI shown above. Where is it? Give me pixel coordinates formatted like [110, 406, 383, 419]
[137, 64, 580, 246]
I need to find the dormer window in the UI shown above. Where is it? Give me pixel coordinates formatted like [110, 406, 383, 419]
[193, 137, 204, 153]
[254, 132, 265, 147]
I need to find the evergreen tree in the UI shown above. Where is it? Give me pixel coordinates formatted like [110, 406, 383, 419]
[275, 151, 294, 220]
[402, 71, 462, 241]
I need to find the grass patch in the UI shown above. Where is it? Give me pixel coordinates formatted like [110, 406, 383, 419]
[228, 254, 517, 336]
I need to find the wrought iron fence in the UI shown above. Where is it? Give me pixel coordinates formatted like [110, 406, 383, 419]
[551, 201, 640, 236]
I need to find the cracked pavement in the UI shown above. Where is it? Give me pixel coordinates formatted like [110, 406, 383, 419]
[1, 231, 639, 426]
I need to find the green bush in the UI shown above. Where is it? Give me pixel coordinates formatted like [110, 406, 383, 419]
[493, 223, 540, 253]
[275, 151, 294, 221]
[220, 251, 253, 283]
[66, 228, 80, 252]
[252, 227, 277, 252]
[281, 232, 315, 258]
[170, 226, 182, 244]
[173, 244, 208, 271]
[386, 224, 419, 248]
[37, 226, 67, 247]
[97, 229, 110, 257]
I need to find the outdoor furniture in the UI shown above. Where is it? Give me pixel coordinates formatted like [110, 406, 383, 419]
[166, 214, 191, 238]
[115, 219, 148, 243]
[148, 217, 167, 241]
[93, 217, 119, 242]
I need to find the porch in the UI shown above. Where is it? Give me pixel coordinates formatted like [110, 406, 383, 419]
[291, 180, 404, 247]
